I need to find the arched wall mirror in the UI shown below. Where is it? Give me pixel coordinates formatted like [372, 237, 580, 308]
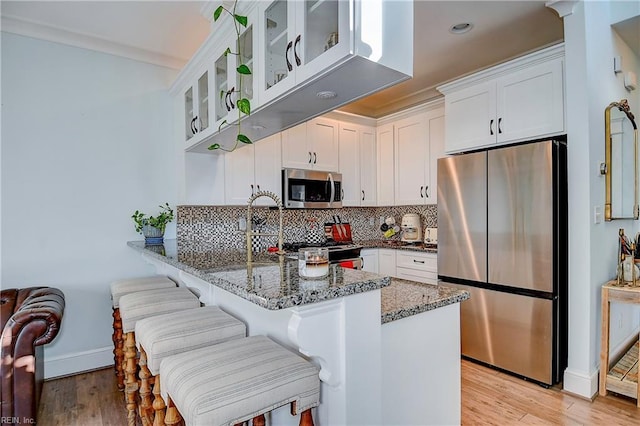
[604, 99, 638, 221]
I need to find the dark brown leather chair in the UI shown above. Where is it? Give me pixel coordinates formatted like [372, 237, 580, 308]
[1, 287, 65, 423]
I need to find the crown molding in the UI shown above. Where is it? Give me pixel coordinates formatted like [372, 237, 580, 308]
[1, 15, 186, 70]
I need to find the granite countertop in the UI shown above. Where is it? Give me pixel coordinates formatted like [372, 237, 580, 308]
[128, 240, 390, 310]
[380, 279, 469, 324]
[358, 239, 438, 253]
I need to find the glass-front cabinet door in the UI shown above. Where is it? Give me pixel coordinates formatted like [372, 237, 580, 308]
[184, 86, 195, 141]
[228, 7, 257, 122]
[197, 71, 209, 133]
[294, 0, 349, 83]
[214, 52, 229, 125]
[260, 0, 296, 102]
[184, 69, 210, 142]
[258, 0, 350, 105]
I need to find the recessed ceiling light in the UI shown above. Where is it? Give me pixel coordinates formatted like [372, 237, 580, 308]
[316, 91, 337, 99]
[450, 22, 473, 34]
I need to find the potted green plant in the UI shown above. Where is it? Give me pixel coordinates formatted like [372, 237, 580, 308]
[132, 203, 174, 245]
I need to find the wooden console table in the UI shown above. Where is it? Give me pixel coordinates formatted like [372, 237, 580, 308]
[599, 280, 639, 406]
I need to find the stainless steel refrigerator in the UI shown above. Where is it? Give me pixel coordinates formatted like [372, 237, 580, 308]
[437, 139, 567, 386]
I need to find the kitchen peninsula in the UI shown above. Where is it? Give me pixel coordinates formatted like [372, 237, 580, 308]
[128, 240, 469, 425]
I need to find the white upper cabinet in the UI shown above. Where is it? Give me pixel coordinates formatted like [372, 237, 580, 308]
[394, 114, 429, 205]
[376, 123, 395, 206]
[213, 7, 259, 137]
[439, 44, 565, 154]
[184, 69, 211, 144]
[282, 117, 338, 171]
[172, 0, 413, 154]
[391, 106, 444, 206]
[257, 0, 350, 104]
[225, 132, 282, 206]
[338, 122, 376, 206]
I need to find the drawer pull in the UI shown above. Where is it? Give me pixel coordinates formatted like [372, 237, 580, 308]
[413, 259, 425, 264]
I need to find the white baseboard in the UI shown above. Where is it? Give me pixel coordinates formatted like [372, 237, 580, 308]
[44, 346, 114, 379]
[563, 367, 599, 399]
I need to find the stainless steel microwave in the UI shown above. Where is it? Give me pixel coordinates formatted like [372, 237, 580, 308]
[282, 168, 342, 209]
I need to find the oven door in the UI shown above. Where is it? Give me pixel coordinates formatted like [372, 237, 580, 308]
[283, 168, 342, 208]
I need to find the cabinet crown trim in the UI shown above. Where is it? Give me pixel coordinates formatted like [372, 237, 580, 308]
[436, 42, 565, 95]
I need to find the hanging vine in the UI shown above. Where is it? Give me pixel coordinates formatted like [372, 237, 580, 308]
[208, 0, 252, 151]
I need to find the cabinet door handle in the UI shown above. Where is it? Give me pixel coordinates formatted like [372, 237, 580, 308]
[425, 185, 429, 198]
[190, 117, 196, 134]
[313, 152, 317, 164]
[224, 91, 231, 112]
[413, 259, 425, 264]
[308, 152, 312, 164]
[498, 117, 502, 134]
[194, 116, 199, 133]
[229, 87, 236, 110]
[294, 34, 302, 67]
[490, 119, 494, 135]
[420, 186, 424, 198]
[286, 41, 293, 72]
[250, 184, 254, 195]
[341, 188, 344, 201]
[362, 190, 365, 201]
[256, 184, 261, 192]
[361, 257, 364, 268]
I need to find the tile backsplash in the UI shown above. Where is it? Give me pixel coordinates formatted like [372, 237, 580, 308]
[177, 205, 437, 250]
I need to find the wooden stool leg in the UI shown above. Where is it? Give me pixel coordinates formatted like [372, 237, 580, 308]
[139, 346, 154, 426]
[252, 414, 266, 426]
[152, 375, 166, 426]
[113, 307, 125, 390]
[124, 331, 139, 426]
[299, 409, 314, 426]
[165, 397, 182, 426]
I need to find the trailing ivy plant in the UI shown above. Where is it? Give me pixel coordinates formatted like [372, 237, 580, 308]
[131, 203, 175, 234]
[208, 0, 252, 152]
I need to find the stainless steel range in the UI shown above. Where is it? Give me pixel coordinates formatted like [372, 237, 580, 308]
[283, 242, 363, 269]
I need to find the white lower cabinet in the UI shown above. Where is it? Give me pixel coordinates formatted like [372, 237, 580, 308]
[360, 249, 378, 274]
[395, 251, 438, 285]
[378, 249, 397, 277]
[224, 132, 282, 205]
[363, 249, 436, 284]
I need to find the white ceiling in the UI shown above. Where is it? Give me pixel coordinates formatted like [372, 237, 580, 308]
[1, 0, 565, 117]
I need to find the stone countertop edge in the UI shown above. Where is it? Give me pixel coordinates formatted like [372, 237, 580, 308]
[380, 279, 470, 325]
[127, 241, 391, 311]
[358, 240, 438, 253]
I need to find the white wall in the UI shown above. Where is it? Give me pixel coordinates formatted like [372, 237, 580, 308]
[1, 32, 178, 377]
[561, 0, 640, 398]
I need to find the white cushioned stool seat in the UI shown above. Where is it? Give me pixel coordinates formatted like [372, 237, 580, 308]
[160, 335, 320, 426]
[135, 306, 246, 375]
[110, 275, 176, 308]
[119, 287, 200, 333]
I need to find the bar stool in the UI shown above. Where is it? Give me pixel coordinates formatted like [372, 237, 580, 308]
[160, 335, 320, 426]
[134, 305, 246, 425]
[110, 275, 176, 390]
[119, 287, 201, 426]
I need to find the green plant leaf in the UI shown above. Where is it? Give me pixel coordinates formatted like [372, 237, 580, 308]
[238, 134, 252, 144]
[237, 98, 251, 115]
[208, 143, 221, 150]
[234, 14, 248, 27]
[214, 6, 224, 21]
[237, 64, 251, 75]
[223, 47, 232, 57]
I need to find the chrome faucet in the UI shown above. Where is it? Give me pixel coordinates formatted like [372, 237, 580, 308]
[246, 190, 284, 264]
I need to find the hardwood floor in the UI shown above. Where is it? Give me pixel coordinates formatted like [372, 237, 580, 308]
[37, 360, 640, 425]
